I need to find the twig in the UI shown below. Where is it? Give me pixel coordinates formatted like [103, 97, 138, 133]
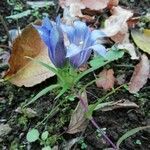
[0, 15, 9, 40]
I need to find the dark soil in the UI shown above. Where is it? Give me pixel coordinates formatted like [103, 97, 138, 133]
[0, 0, 150, 150]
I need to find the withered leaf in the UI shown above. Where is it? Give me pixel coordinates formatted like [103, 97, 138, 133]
[96, 69, 115, 90]
[131, 29, 150, 55]
[67, 92, 89, 134]
[129, 54, 150, 93]
[5, 24, 55, 87]
[59, 0, 118, 10]
[95, 99, 139, 111]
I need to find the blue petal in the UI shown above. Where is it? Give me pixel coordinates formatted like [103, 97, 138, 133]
[91, 30, 106, 42]
[70, 49, 91, 68]
[73, 21, 88, 44]
[82, 28, 92, 49]
[90, 44, 106, 57]
[78, 49, 91, 66]
[66, 44, 82, 57]
[49, 26, 66, 67]
[61, 24, 75, 43]
[56, 15, 61, 26]
[42, 17, 52, 31]
[49, 26, 60, 58]
[33, 25, 50, 48]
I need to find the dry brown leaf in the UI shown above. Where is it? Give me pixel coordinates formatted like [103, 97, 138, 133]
[117, 43, 139, 60]
[82, 0, 109, 10]
[67, 92, 89, 134]
[102, 6, 139, 59]
[102, 6, 133, 37]
[96, 99, 139, 111]
[96, 69, 115, 90]
[5, 24, 55, 87]
[60, 0, 119, 22]
[60, 0, 118, 10]
[127, 17, 140, 28]
[107, 0, 119, 9]
[129, 54, 150, 93]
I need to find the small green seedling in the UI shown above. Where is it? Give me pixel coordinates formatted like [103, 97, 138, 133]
[26, 129, 52, 149]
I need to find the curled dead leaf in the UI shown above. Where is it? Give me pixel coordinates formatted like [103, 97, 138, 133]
[59, 0, 118, 10]
[102, 6, 139, 59]
[102, 6, 133, 37]
[67, 91, 89, 134]
[96, 69, 115, 90]
[60, 0, 119, 22]
[5, 23, 55, 87]
[95, 99, 139, 112]
[129, 54, 150, 93]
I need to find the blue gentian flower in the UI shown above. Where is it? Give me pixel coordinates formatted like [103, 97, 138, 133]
[34, 16, 66, 68]
[61, 21, 106, 68]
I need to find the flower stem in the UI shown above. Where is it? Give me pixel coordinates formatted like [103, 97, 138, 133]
[78, 95, 118, 149]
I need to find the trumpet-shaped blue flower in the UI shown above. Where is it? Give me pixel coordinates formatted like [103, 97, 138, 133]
[34, 17, 66, 68]
[61, 21, 106, 68]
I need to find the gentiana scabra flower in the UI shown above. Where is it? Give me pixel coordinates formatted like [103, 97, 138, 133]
[61, 20, 106, 68]
[34, 17, 66, 68]
[34, 16, 106, 68]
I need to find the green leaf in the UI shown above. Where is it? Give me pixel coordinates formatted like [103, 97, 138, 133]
[131, 29, 150, 54]
[41, 131, 49, 141]
[90, 49, 124, 68]
[23, 84, 60, 107]
[6, 10, 31, 19]
[117, 126, 150, 148]
[26, 129, 39, 143]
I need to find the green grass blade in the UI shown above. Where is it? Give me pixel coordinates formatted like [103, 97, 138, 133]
[55, 86, 68, 99]
[23, 84, 60, 108]
[117, 126, 150, 149]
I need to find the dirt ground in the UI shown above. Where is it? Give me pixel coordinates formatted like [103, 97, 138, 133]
[0, 0, 150, 149]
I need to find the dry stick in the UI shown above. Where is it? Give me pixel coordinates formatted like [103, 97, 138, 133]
[78, 96, 117, 150]
[0, 15, 10, 40]
[0, 45, 11, 50]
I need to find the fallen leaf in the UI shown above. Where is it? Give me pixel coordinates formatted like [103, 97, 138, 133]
[82, 0, 109, 10]
[94, 99, 139, 111]
[60, 0, 117, 10]
[102, 6, 139, 59]
[107, 0, 119, 9]
[96, 69, 115, 90]
[129, 54, 150, 93]
[5, 23, 55, 87]
[60, 0, 119, 22]
[127, 17, 140, 28]
[102, 6, 133, 37]
[67, 92, 89, 134]
[131, 29, 150, 54]
[117, 43, 139, 60]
